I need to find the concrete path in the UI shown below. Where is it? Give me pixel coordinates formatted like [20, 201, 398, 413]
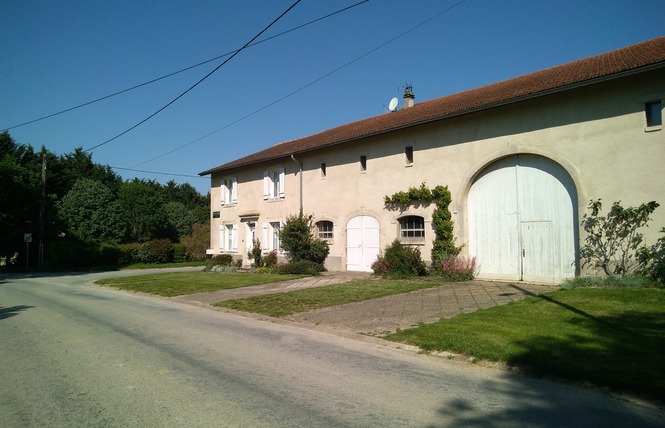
[173, 272, 559, 335]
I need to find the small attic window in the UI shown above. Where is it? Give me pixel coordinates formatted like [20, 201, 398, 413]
[645, 101, 662, 127]
[320, 162, 327, 178]
[360, 155, 367, 172]
[405, 146, 414, 165]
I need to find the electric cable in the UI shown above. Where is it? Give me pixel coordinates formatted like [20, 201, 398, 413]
[134, 0, 468, 168]
[1, 1, 369, 133]
[110, 166, 205, 179]
[83, 0, 303, 153]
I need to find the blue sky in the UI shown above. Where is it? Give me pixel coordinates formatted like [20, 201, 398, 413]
[2, 0, 663, 195]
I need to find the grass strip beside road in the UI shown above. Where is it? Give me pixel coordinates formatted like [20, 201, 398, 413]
[385, 288, 665, 399]
[214, 278, 444, 317]
[96, 272, 306, 297]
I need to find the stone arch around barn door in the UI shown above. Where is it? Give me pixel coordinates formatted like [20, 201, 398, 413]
[467, 154, 578, 283]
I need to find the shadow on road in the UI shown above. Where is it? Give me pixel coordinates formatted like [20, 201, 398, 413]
[0, 305, 34, 320]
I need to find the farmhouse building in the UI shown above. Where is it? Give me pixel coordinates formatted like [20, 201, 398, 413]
[200, 37, 665, 283]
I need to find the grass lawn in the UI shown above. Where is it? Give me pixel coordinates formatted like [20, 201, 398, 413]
[385, 288, 665, 399]
[215, 277, 445, 317]
[95, 272, 306, 297]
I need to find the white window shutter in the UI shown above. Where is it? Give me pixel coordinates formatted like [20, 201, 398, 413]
[278, 167, 285, 198]
[221, 180, 228, 205]
[219, 226, 224, 250]
[232, 224, 238, 252]
[263, 171, 269, 200]
[262, 224, 269, 251]
[231, 176, 238, 204]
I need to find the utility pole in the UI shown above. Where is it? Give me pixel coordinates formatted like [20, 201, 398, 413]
[38, 152, 46, 269]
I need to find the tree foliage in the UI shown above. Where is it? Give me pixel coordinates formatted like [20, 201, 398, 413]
[0, 131, 209, 267]
[580, 199, 660, 277]
[58, 178, 125, 244]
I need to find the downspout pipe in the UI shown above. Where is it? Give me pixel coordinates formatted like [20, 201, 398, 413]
[290, 155, 303, 212]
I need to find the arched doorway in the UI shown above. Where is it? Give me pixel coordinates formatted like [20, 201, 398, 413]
[346, 215, 380, 272]
[468, 154, 577, 283]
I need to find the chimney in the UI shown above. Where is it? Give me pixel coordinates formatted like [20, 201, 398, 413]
[403, 84, 414, 109]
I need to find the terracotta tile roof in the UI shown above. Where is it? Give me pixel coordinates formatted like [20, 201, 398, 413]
[200, 36, 665, 176]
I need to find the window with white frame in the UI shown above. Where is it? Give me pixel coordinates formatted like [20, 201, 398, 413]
[221, 176, 237, 205]
[399, 216, 425, 238]
[316, 220, 333, 240]
[220, 224, 238, 252]
[263, 167, 285, 199]
[262, 222, 283, 252]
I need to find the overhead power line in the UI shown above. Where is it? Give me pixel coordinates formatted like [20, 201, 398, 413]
[1, 0, 370, 133]
[134, 0, 469, 167]
[111, 166, 205, 179]
[83, 0, 304, 153]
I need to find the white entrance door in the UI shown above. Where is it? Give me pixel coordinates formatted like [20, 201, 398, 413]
[468, 154, 576, 283]
[346, 216, 380, 272]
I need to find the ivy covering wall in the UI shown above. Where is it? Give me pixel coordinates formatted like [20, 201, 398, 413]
[384, 182, 461, 264]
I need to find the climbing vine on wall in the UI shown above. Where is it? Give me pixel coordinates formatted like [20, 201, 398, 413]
[384, 182, 461, 264]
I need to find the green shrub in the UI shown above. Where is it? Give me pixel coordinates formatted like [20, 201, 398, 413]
[211, 254, 234, 266]
[280, 211, 329, 264]
[433, 255, 477, 281]
[278, 260, 324, 275]
[638, 227, 665, 286]
[263, 250, 278, 268]
[99, 244, 122, 266]
[248, 239, 263, 267]
[173, 243, 187, 263]
[117, 243, 142, 264]
[139, 239, 174, 264]
[46, 239, 96, 268]
[372, 240, 427, 278]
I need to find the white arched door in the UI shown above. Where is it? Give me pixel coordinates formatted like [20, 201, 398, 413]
[346, 216, 380, 272]
[468, 154, 576, 283]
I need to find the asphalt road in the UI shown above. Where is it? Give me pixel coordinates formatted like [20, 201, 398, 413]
[1, 270, 663, 427]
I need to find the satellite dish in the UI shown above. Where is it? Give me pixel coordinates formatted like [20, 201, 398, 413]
[388, 97, 399, 112]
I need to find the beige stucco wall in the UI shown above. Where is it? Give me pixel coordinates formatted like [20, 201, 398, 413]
[207, 68, 665, 275]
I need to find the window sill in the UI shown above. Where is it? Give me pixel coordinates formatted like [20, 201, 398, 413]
[645, 125, 662, 132]
[399, 237, 426, 246]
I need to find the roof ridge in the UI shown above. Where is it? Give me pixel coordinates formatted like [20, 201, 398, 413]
[201, 36, 665, 176]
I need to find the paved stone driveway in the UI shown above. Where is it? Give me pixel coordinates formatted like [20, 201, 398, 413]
[173, 272, 559, 336]
[285, 280, 559, 336]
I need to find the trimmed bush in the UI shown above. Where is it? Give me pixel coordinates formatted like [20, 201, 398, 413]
[372, 240, 427, 278]
[46, 239, 96, 268]
[433, 255, 477, 281]
[278, 260, 324, 275]
[173, 243, 187, 263]
[117, 243, 142, 264]
[139, 239, 174, 264]
[211, 254, 234, 266]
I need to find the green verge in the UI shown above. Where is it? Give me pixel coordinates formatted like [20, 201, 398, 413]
[95, 272, 305, 297]
[215, 278, 445, 317]
[385, 288, 665, 399]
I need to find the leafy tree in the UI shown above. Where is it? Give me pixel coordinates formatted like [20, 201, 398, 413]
[58, 178, 125, 244]
[164, 201, 196, 238]
[0, 132, 42, 262]
[279, 211, 329, 265]
[580, 199, 659, 277]
[118, 179, 167, 242]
